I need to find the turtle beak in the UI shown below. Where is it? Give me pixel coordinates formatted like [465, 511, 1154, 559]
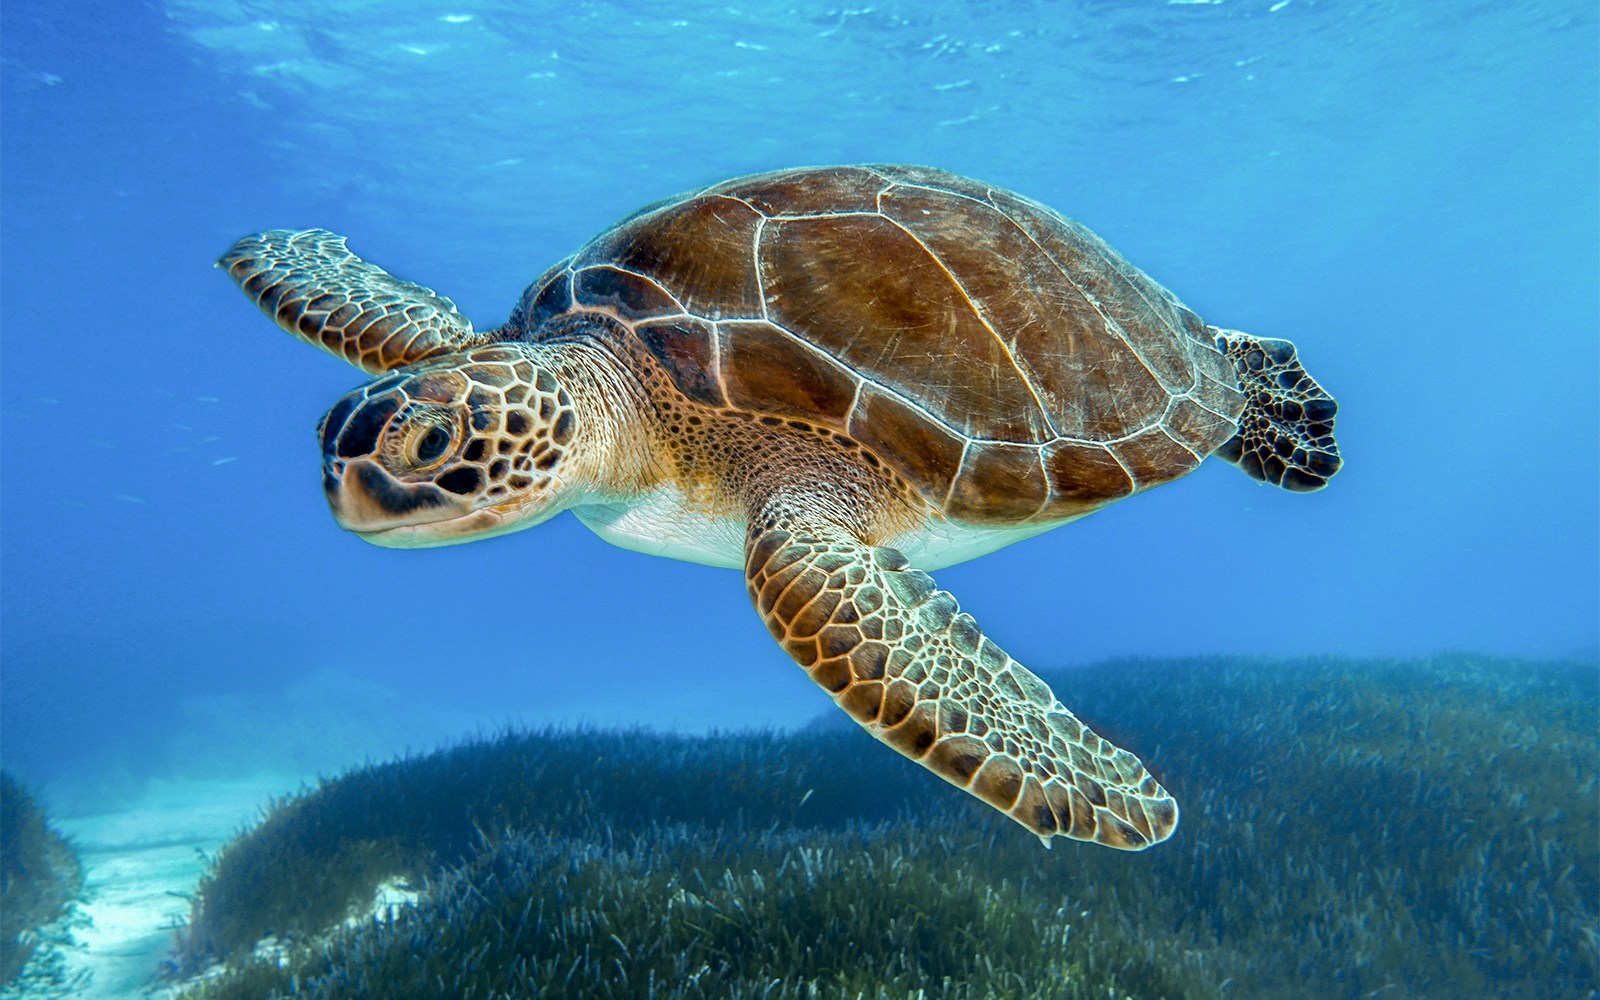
[321, 456, 528, 549]
[323, 458, 466, 537]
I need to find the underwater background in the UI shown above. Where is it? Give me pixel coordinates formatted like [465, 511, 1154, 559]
[1, 1, 1596, 997]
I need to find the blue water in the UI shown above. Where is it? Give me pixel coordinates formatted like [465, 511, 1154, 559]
[1, 0, 1595, 805]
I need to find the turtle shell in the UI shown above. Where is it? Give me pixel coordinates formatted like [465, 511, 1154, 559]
[512, 165, 1245, 524]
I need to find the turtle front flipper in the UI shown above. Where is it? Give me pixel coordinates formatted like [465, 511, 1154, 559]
[745, 508, 1177, 850]
[1211, 327, 1342, 491]
[219, 229, 491, 374]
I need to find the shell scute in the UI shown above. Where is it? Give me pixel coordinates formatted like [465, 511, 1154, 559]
[634, 318, 724, 406]
[847, 387, 967, 502]
[987, 187, 1205, 395]
[579, 195, 763, 320]
[761, 212, 1047, 442]
[717, 165, 886, 216]
[880, 183, 1171, 445]
[573, 265, 681, 321]
[1164, 394, 1232, 445]
[875, 164, 994, 198]
[1072, 358, 1173, 443]
[1041, 441, 1135, 516]
[947, 442, 1051, 522]
[719, 321, 859, 423]
[516, 266, 573, 334]
[1113, 426, 1203, 490]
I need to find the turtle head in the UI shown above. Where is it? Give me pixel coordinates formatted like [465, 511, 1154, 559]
[218, 229, 637, 547]
[317, 348, 581, 548]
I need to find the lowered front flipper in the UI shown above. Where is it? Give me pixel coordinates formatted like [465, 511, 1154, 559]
[745, 505, 1177, 850]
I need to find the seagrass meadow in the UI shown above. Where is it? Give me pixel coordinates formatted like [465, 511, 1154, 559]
[163, 654, 1597, 1000]
[0, 774, 85, 994]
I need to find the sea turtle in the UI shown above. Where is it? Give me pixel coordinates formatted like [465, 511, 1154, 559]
[220, 164, 1340, 850]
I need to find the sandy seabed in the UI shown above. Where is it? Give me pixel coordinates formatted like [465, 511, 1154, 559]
[37, 773, 311, 1000]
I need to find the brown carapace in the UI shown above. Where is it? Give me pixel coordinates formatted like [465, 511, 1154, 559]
[220, 164, 1341, 849]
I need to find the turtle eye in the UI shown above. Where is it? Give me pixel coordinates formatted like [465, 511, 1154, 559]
[412, 424, 453, 466]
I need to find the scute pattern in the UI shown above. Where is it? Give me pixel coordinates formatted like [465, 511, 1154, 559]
[848, 387, 968, 501]
[1212, 329, 1342, 491]
[573, 266, 680, 322]
[746, 512, 1178, 850]
[720, 320, 857, 422]
[761, 212, 1046, 441]
[577, 195, 765, 320]
[947, 443, 1051, 522]
[220, 229, 491, 374]
[634, 319, 724, 406]
[525, 165, 1247, 523]
[732, 165, 885, 216]
[876, 183, 1109, 435]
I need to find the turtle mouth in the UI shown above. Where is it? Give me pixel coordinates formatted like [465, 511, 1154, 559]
[326, 459, 465, 534]
[352, 509, 515, 549]
[328, 459, 552, 549]
[354, 501, 554, 549]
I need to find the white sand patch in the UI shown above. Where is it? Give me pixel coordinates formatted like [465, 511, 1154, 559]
[45, 773, 312, 1000]
[8, 667, 631, 997]
[8, 668, 484, 997]
[345, 876, 419, 929]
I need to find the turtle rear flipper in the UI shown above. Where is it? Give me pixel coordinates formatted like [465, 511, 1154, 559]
[219, 229, 489, 374]
[1211, 327, 1342, 492]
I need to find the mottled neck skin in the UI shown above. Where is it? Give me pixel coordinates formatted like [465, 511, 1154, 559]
[519, 313, 929, 567]
[516, 326, 664, 504]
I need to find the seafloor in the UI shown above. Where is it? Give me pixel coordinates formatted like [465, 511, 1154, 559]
[5, 653, 1596, 1000]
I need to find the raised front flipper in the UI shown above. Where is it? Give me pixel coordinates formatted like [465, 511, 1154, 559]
[218, 229, 490, 374]
[745, 510, 1177, 850]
